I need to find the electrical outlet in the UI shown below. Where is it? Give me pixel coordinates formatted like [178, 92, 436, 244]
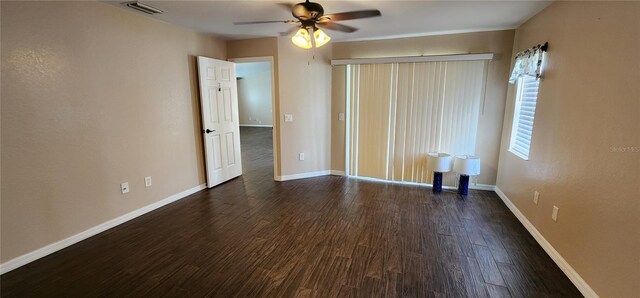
[121, 182, 130, 194]
[552, 206, 559, 222]
[145, 176, 152, 187]
[299, 153, 305, 161]
[533, 191, 540, 205]
[339, 113, 345, 121]
[284, 114, 293, 122]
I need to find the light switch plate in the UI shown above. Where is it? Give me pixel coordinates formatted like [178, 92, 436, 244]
[533, 191, 540, 205]
[299, 153, 305, 161]
[284, 114, 293, 122]
[339, 113, 345, 121]
[121, 182, 130, 194]
[552, 206, 559, 222]
[145, 176, 152, 187]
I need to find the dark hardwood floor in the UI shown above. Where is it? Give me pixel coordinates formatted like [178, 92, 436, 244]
[0, 127, 582, 297]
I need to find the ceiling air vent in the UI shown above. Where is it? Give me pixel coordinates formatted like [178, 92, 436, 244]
[123, 1, 164, 15]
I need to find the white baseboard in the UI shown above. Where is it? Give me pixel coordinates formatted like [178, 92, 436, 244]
[239, 124, 273, 128]
[274, 171, 494, 191]
[0, 184, 206, 275]
[275, 170, 331, 181]
[494, 186, 598, 298]
[466, 183, 496, 191]
[348, 175, 495, 191]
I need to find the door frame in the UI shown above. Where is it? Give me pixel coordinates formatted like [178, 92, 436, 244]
[227, 56, 278, 181]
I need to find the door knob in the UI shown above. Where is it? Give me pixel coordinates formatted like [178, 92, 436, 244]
[204, 129, 215, 134]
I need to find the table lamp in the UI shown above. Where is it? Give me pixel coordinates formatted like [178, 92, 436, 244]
[428, 153, 452, 192]
[453, 155, 481, 195]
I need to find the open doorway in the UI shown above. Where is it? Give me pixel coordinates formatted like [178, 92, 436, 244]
[229, 57, 276, 181]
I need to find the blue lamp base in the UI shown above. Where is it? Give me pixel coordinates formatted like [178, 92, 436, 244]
[432, 172, 443, 192]
[458, 175, 470, 195]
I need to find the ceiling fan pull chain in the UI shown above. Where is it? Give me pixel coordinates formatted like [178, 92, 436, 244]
[307, 46, 316, 65]
[312, 44, 316, 61]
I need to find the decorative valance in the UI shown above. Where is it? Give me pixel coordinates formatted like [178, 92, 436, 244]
[509, 42, 548, 84]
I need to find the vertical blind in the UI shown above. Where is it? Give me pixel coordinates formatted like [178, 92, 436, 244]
[347, 60, 487, 186]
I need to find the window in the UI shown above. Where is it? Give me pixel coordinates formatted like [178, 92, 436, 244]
[509, 75, 540, 160]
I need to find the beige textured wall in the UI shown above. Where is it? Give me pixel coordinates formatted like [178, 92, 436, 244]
[277, 37, 332, 176]
[0, 1, 226, 263]
[237, 70, 273, 126]
[330, 65, 346, 172]
[0, 2, 3, 231]
[227, 38, 281, 176]
[331, 30, 515, 185]
[496, 2, 640, 296]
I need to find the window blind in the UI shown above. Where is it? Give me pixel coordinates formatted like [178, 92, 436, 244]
[347, 60, 487, 186]
[509, 76, 539, 160]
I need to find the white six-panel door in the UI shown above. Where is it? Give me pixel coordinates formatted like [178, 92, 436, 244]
[197, 56, 242, 188]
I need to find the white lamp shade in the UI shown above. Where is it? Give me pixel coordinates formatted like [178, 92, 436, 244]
[313, 28, 331, 48]
[453, 155, 481, 175]
[428, 153, 452, 172]
[291, 28, 312, 49]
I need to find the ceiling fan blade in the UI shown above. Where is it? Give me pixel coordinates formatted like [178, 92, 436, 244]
[323, 10, 381, 21]
[233, 20, 296, 25]
[317, 22, 358, 33]
[280, 26, 301, 37]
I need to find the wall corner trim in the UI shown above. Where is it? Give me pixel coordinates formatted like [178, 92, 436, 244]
[494, 186, 599, 298]
[0, 183, 207, 275]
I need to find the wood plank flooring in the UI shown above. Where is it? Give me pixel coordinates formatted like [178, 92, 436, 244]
[0, 127, 582, 297]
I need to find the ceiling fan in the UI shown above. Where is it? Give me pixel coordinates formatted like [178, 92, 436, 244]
[233, 0, 382, 49]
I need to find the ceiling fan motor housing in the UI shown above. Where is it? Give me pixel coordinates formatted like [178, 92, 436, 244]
[293, 1, 324, 20]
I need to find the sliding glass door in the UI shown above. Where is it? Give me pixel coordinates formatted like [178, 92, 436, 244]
[346, 60, 487, 186]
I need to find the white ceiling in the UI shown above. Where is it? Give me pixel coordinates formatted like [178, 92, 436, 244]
[106, 0, 552, 42]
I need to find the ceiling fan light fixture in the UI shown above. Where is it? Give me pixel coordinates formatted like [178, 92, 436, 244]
[237, 1, 381, 49]
[313, 28, 331, 48]
[292, 28, 313, 49]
